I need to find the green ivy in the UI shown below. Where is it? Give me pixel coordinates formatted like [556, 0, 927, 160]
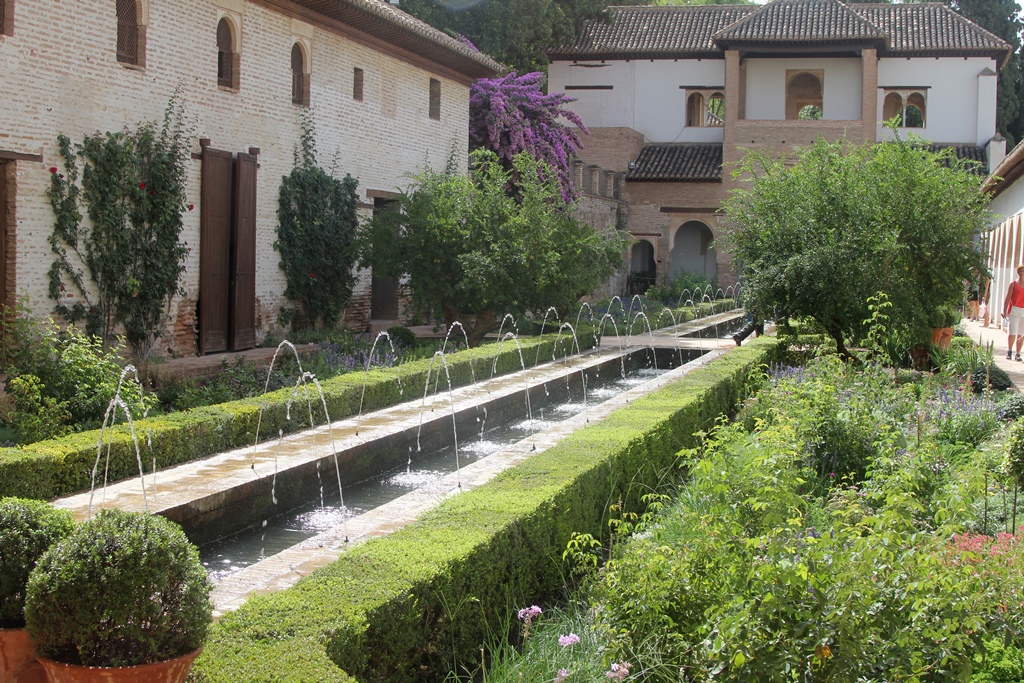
[276, 112, 359, 330]
[47, 96, 192, 362]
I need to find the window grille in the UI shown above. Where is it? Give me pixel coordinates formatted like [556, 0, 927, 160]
[116, 0, 139, 65]
[353, 67, 364, 101]
[429, 78, 440, 120]
[217, 19, 234, 88]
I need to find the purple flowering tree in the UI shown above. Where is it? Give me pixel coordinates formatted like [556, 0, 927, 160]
[470, 71, 587, 202]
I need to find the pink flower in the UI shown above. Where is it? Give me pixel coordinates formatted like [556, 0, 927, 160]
[606, 661, 631, 681]
[555, 669, 569, 683]
[558, 633, 580, 647]
[517, 605, 542, 622]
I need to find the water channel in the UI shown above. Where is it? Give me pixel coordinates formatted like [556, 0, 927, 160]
[200, 347, 699, 583]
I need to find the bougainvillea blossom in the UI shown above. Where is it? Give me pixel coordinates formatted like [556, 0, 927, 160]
[469, 71, 587, 202]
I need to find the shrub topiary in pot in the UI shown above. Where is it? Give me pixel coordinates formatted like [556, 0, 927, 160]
[24, 509, 212, 683]
[0, 497, 76, 682]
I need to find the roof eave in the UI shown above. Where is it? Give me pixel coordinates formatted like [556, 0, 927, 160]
[548, 50, 725, 61]
[292, 0, 503, 79]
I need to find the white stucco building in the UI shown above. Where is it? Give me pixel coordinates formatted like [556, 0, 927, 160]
[549, 0, 1010, 290]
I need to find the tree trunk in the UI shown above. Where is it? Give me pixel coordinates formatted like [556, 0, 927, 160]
[827, 321, 854, 362]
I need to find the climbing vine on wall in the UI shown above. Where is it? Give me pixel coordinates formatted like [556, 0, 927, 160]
[276, 112, 359, 330]
[47, 97, 192, 361]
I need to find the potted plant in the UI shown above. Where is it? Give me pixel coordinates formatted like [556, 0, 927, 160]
[929, 305, 959, 351]
[0, 497, 76, 683]
[24, 509, 212, 683]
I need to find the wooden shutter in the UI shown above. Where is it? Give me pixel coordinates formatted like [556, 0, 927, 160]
[230, 152, 257, 351]
[199, 147, 233, 354]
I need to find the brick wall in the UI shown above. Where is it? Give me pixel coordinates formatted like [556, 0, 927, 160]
[0, 0, 472, 356]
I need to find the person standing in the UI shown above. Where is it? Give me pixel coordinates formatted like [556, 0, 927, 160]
[1003, 265, 1024, 360]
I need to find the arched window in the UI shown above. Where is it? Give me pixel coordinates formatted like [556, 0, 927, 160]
[786, 71, 823, 120]
[882, 92, 903, 123]
[881, 89, 926, 128]
[217, 18, 238, 89]
[116, 0, 144, 66]
[706, 92, 724, 126]
[905, 92, 926, 128]
[291, 43, 309, 106]
[686, 93, 705, 127]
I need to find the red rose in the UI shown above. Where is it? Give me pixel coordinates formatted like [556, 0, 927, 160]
[49, 167, 58, 174]
[310, 272, 315, 279]
[188, 204, 194, 211]
[139, 182, 146, 190]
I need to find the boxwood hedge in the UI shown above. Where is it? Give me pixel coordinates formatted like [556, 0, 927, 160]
[191, 335, 780, 683]
[0, 334, 591, 500]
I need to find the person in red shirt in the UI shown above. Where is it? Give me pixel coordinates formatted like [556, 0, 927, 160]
[1002, 264, 1024, 360]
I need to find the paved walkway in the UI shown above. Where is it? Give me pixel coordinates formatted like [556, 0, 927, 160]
[959, 317, 1024, 390]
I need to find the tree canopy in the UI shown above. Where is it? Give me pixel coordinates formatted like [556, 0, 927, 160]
[357, 150, 624, 346]
[722, 135, 990, 359]
[276, 116, 359, 330]
[399, 0, 642, 72]
[470, 71, 586, 202]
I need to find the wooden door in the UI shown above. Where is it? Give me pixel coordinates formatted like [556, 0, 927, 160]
[231, 152, 257, 351]
[199, 147, 233, 354]
[370, 197, 399, 320]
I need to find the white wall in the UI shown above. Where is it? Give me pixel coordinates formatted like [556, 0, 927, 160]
[635, 59, 726, 142]
[875, 57, 996, 144]
[548, 61, 635, 129]
[549, 58, 728, 142]
[744, 57, 862, 120]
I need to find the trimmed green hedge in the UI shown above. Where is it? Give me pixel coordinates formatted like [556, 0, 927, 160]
[0, 335, 591, 500]
[192, 335, 781, 683]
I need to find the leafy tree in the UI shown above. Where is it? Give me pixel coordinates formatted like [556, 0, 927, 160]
[276, 114, 359, 330]
[470, 71, 586, 202]
[357, 150, 623, 346]
[47, 98, 191, 362]
[399, 0, 641, 73]
[722, 133, 989, 360]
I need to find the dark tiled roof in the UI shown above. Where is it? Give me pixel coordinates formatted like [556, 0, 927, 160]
[551, 1, 1009, 63]
[549, 5, 756, 60]
[927, 143, 988, 176]
[626, 144, 723, 182]
[715, 0, 887, 48]
[852, 4, 1009, 59]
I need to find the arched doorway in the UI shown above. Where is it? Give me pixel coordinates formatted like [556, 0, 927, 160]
[670, 221, 716, 283]
[628, 240, 656, 294]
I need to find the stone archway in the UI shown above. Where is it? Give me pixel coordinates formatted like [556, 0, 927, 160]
[670, 220, 716, 282]
[628, 239, 656, 294]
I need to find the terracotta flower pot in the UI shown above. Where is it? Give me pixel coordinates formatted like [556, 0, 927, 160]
[35, 648, 201, 683]
[0, 628, 47, 683]
[931, 326, 954, 351]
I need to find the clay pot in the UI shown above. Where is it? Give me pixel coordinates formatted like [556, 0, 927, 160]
[35, 648, 201, 683]
[931, 326, 954, 351]
[0, 628, 47, 683]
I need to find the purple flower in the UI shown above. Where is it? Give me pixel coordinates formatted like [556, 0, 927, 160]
[469, 72, 588, 203]
[558, 633, 580, 647]
[555, 669, 570, 683]
[606, 661, 631, 681]
[517, 605, 542, 622]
